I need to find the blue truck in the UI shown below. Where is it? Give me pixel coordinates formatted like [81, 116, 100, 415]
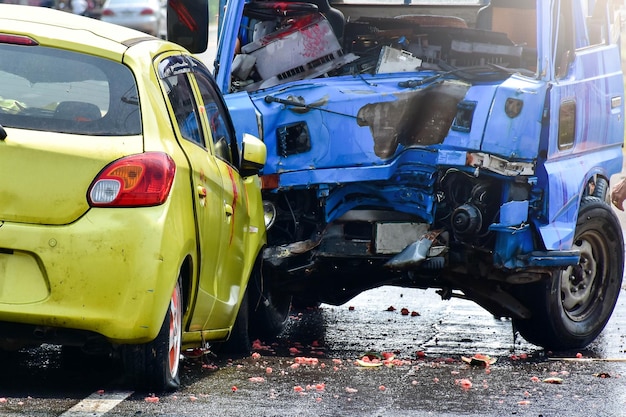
[168, 0, 624, 350]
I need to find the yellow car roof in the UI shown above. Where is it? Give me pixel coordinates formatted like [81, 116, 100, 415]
[0, 4, 159, 59]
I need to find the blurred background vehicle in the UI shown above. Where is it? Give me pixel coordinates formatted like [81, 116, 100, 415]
[0, 0, 102, 18]
[100, 0, 165, 37]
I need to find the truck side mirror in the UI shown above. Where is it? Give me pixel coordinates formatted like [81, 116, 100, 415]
[166, 0, 209, 53]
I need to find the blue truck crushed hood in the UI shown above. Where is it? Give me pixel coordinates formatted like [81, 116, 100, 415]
[248, 72, 546, 185]
[213, 0, 623, 259]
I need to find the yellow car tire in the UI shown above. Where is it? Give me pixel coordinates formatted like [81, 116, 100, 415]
[121, 278, 183, 391]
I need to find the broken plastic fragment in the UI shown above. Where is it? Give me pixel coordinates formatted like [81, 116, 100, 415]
[355, 358, 383, 367]
[461, 354, 497, 366]
[356, 352, 387, 367]
[543, 377, 563, 384]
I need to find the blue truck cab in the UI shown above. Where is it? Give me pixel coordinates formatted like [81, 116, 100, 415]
[168, 0, 624, 349]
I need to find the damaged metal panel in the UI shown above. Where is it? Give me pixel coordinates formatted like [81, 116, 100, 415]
[357, 81, 470, 159]
[475, 76, 546, 159]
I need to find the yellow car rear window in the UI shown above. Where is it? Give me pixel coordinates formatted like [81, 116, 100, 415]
[0, 44, 141, 136]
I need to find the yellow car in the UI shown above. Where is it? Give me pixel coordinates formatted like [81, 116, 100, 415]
[0, 4, 289, 391]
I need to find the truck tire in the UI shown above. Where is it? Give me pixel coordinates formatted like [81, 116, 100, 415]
[248, 263, 291, 341]
[512, 197, 624, 349]
[591, 176, 610, 203]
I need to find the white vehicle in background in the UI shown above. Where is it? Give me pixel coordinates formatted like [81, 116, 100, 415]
[101, 0, 166, 37]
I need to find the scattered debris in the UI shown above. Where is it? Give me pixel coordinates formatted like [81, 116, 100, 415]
[251, 339, 273, 351]
[289, 347, 303, 355]
[294, 357, 320, 366]
[355, 357, 383, 367]
[461, 354, 497, 366]
[455, 378, 472, 390]
[543, 377, 563, 384]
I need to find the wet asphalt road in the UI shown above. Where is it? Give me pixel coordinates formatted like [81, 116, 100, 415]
[1, 283, 626, 416]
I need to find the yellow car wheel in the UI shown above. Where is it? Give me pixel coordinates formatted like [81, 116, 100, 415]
[122, 278, 182, 391]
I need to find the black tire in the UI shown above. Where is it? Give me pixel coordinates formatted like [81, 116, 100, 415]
[513, 197, 624, 349]
[291, 296, 322, 310]
[121, 279, 182, 392]
[591, 176, 610, 203]
[248, 264, 291, 341]
[219, 285, 252, 356]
